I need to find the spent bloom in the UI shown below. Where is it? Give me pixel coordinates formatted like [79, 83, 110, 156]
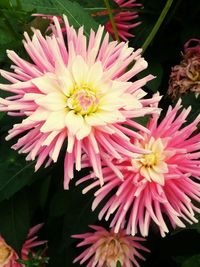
[72, 225, 149, 267]
[0, 15, 159, 188]
[0, 224, 46, 267]
[168, 38, 200, 98]
[79, 100, 200, 237]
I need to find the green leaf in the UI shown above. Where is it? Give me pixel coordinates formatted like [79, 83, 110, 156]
[116, 260, 122, 267]
[0, 190, 30, 254]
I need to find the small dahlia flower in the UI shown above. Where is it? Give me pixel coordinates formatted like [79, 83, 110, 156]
[0, 15, 159, 188]
[72, 225, 149, 267]
[34, 0, 142, 41]
[168, 38, 200, 98]
[94, 0, 142, 41]
[79, 100, 200, 237]
[0, 224, 46, 267]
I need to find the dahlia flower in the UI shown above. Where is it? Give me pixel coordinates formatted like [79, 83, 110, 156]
[34, 0, 142, 41]
[0, 224, 46, 267]
[79, 100, 200, 237]
[168, 38, 200, 98]
[0, 15, 159, 188]
[95, 0, 142, 41]
[72, 225, 149, 267]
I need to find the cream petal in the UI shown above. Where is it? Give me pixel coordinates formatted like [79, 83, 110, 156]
[86, 61, 103, 86]
[27, 107, 49, 122]
[32, 73, 61, 94]
[72, 55, 88, 86]
[148, 168, 165, 185]
[152, 138, 164, 153]
[40, 110, 66, 132]
[35, 92, 66, 111]
[153, 161, 168, 174]
[65, 111, 84, 135]
[85, 114, 106, 126]
[121, 94, 143, 110]
[96, 110, 125, 124]
[140, 166, 151, 182]
[76, 122, 91, 140]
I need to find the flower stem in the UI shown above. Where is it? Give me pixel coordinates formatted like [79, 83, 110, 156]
[142, 0, 173, 53]
[103, 0, 120, 42]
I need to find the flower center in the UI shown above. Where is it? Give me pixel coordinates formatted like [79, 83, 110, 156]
[132, 137, 168, 185]
[0, 241, 12, 265]
[96, 236, 128, 267]
[142, 152, 157, 167]
[67, 85, 99, 115]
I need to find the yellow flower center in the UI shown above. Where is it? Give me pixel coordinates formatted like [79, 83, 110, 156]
[67, 85, 99, 115]
[0, 241, 12, 265]
[132, 137, 168, 185]
[142, 152, 157, 167]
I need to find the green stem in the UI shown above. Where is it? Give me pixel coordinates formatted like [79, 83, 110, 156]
[142, 0, 173, 53]
[103, 0, 120, 42]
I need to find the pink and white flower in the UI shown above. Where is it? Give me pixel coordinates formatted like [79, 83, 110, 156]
[0, 224, 46, 267]
[72, 225, 149, 267]
[0, 16, 159, 188]
[79, 100, 200, 237]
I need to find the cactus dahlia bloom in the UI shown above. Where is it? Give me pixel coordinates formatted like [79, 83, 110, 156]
[168, 38, 200, 98]
[0, 224, 46, 267]
[94, 0, 142, 41]
[79, 100, 200, 237]
[72, 225, 149, 267]
[34, 0, 142, 41]
[0, 15, 159, 188]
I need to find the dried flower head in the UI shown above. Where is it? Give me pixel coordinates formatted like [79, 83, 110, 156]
[168, 39, 200, 98]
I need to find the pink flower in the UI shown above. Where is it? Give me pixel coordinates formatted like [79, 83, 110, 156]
[72, 225, 149, 267]
[0, 16, 159, 188]
[168, 38, 200, 98]
[79, 100, 200, 237]
[0, 224, 46, 267]
[105, 0, 142, 41]
[34, 0, 142, 41]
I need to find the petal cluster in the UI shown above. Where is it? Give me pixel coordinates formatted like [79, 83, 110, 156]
[0, 15, 159, 189]
[79, 100, 200, 237]
[72, 225, 149, 267]
[0, 224, 46, 267]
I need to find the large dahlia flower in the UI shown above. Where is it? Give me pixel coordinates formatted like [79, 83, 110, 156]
[79, 100, 200, 237]
[72, 225, 149, 267]
[0, 224, 46, 267]
[0, 16, 159, 188]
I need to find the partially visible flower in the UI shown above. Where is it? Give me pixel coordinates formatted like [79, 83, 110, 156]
[168, 38, 200, 98]
[0, 224, 46, 267]
[72, 225, 149, 267]
[94, 0, 142, 41]
[34, 0, 142, 41]
[0, 16, 159, 189]
[78, 100, 200, 237]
